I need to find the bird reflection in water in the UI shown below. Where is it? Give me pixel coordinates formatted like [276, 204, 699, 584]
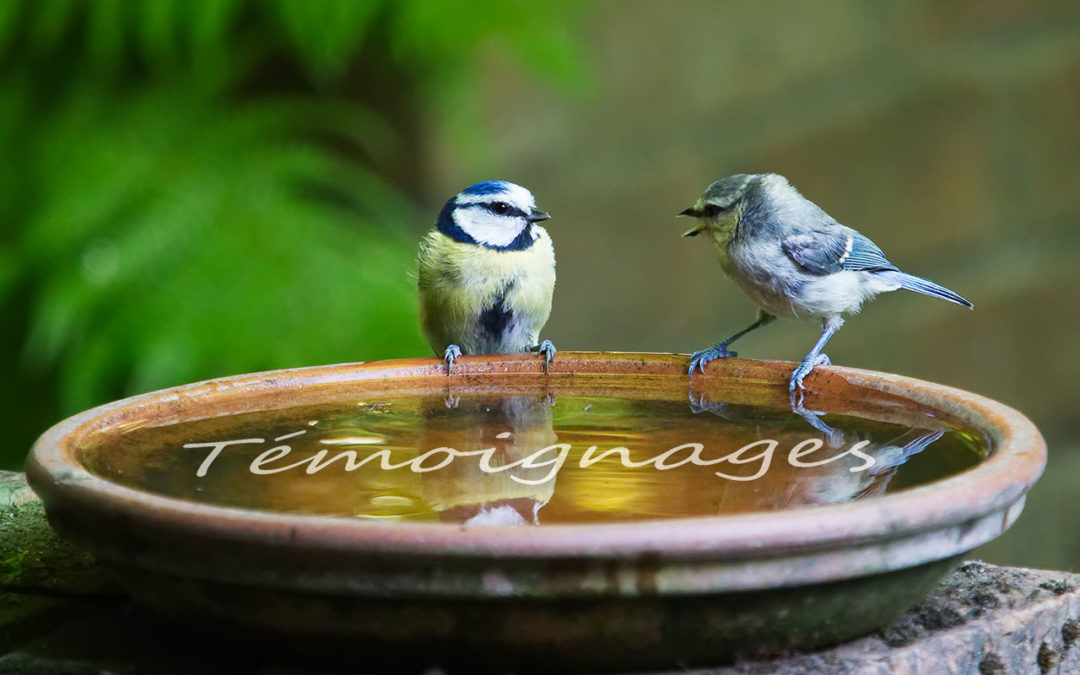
[688, 389, 944, 507]
[420, 395, 559, 526]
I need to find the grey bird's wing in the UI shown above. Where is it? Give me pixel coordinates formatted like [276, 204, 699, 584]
[781, 225, 898, 276]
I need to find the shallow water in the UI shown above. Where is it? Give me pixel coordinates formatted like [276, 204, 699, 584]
[80, 394, 988, 525]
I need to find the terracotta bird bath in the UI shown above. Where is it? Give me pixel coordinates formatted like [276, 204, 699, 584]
[25, 353, 1045, 671]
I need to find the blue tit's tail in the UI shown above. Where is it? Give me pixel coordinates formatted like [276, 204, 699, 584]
[876, 270, 973, 309]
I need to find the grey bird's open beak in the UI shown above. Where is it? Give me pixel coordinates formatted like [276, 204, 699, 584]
[527, 209, 551, 223]
[679, 206, 706, 237]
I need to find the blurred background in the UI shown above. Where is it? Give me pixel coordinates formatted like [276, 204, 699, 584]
[2, 1, 1078, 569]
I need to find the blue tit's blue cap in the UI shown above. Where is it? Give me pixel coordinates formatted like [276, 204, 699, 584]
[459, 180, 514, 198]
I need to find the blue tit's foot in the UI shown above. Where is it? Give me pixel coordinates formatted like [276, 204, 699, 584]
[789, 352, 831, 392]
[687, 343, 737, 376]
[444, 392, 460, 409]
[531, 339, 557, 372]
[443, 344, 462, 376]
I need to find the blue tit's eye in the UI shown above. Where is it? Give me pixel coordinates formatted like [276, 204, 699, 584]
[490, 202, 510, 215]
[703, 204, 726, 218]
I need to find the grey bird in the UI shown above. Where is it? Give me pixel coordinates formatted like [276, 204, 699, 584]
[680, 173, 973, 392]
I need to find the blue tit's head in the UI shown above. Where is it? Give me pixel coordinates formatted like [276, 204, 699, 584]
[436, 180, 551, 251]
[678, 173, 766, 238]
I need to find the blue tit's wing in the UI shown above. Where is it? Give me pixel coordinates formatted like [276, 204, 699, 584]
[780, 228, 847, 274]
[782, 226, 897, 275]
[842, 232, 898, 272]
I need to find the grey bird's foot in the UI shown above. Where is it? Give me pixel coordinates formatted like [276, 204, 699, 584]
[443, 344, 462, 376]
[789, 352, 831, 392]
[688, 343, 737, 376]
[531, 340, 557, 372]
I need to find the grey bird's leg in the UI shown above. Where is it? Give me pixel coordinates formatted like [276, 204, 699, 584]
[530, 339, 557, 373]
[443, 344, 462, 376]
[790, 316, 844, 392]
[688, 312, 775, 376]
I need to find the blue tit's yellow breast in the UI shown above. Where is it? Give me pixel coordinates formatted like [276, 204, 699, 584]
[417, 228, 556, 353]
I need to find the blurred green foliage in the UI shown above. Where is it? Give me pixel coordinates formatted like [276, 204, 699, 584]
[0, 0, 588, 468]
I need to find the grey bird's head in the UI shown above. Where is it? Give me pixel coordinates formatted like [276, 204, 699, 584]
[678, 173, 790, 238]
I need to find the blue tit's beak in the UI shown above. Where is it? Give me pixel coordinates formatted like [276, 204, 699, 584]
[679, 207, 706, 237]
[527, 209, 551, 223]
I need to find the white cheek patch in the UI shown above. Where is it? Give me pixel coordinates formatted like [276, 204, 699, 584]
[455, 207, 526, 247]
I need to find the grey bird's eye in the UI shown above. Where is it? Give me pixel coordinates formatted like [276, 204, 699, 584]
[490, 202, 510, 215]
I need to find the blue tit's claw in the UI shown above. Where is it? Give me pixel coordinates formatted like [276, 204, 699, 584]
[444, 392, 460, 408]
[789, 368, 807, 392]
[789, 364, 809, 392]
[443, 344, 462, 376]
[790, 388, 805, 408]
[789, 352, 829, 392]
[533, 340, 556, 373]
[687, 344, 737, 377]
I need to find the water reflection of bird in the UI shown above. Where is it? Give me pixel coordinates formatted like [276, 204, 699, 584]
[842, 428, 945, 501]
[689, 391, 845, 448]
[680, 173, 972, 392]
[419, 396, 559, 526]
[688, 391, 944, 508]
[417, 180, 557, 375]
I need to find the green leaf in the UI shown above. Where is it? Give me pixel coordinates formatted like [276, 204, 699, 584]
[0, 247, 17, 301]
[136, 0, 179, 67]
[19, 85, 427, 409]
[30, 0, 77, 51]
[185, 0, 242, 52]
[0, 0, 22, 53]
[272, 0, 384, 81]
[87, 0, 124, 70]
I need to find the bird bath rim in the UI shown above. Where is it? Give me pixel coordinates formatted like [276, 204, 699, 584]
[26, 352, 1045, 596]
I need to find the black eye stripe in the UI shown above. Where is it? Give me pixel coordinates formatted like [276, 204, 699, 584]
[477, 202, 528, 219]
[703, 204, 727, 217]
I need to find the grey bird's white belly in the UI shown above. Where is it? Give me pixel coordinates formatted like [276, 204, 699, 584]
[722, 238, 898, 319]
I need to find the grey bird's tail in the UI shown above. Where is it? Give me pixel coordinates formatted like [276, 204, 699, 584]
[876, 270, 973, 309]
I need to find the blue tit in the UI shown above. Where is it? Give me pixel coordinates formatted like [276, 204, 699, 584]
[417, 180, 557, 374]
[680, 173, 973, 392]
